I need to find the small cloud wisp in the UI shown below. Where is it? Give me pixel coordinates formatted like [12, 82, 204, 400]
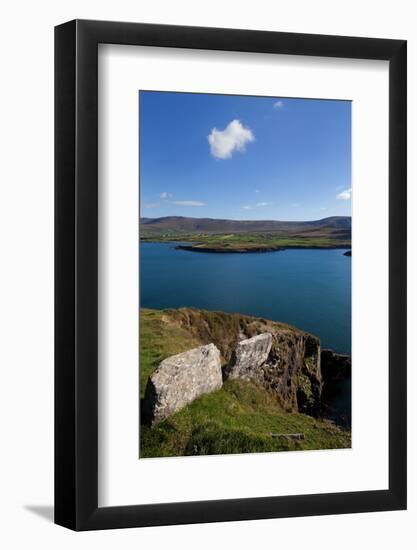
[336, 188, 352, 201]
[172, 200, 206, 207]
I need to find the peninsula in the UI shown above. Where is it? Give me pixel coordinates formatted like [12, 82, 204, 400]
[140, 215, 351, 253]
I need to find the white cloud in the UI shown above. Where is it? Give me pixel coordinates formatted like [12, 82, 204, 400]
[208, 119, 254, 159]
[273, 100, 284, 109]
[242, 205, 252, 210]
[143, 202, 160, 209]
[255, 189, 260, 193]
[337, 188, 352, 201]
[159, 192, 172, 199]
[172, 200, 206, 207]
[256, 202, 272, 207]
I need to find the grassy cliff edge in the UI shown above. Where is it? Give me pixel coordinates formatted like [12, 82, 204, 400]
[140, 307, 351, 458]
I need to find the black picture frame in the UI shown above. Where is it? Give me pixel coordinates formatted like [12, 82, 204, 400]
[55, 19, 407, 531]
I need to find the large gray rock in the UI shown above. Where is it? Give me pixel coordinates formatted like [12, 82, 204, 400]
[225, 333, 273, 380]
[143, 344, 222, 425]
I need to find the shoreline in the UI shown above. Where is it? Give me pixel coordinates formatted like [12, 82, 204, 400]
[175, 244, 351, 254]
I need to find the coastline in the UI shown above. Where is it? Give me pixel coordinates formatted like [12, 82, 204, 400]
[175, 243, 351, 254]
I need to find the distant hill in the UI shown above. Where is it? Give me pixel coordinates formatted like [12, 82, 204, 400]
[140, 215, 351, 238]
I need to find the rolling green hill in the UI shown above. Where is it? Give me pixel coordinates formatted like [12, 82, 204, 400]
[140, 216, 351, 252]
[141, 215, 351, 235]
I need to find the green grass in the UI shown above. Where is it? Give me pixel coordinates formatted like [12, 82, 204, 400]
[141, 379, 351, 457]
[139, 308, 201, 398]
[140, 231, 350, 251]
[140, 308, 351, 457]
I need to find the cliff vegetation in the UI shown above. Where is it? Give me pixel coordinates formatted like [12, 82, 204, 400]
[140, 308, 351, 457]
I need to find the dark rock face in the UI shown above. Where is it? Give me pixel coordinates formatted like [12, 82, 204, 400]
[320, 349, 351, 428]
[143, 344, 222, 425]
[321, 350, 351, 379]
[225, 331, 322, 416]
[262, 333, 322, 416]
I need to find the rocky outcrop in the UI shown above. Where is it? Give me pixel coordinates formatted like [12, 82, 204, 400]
[142, 309, 352, 426]
[225, 333, 273, 380]
[159, 308, 325, 416]
[320, 349, 351, 428]
[143, 344, 222, 425]
[225, 331, 322, 416]
[321, 349, 351, 379]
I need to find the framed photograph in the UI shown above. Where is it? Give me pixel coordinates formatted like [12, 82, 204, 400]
[55, 19, 406, 530]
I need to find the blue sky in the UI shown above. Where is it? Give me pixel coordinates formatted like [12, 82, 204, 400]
[139, 91, 351, 221]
